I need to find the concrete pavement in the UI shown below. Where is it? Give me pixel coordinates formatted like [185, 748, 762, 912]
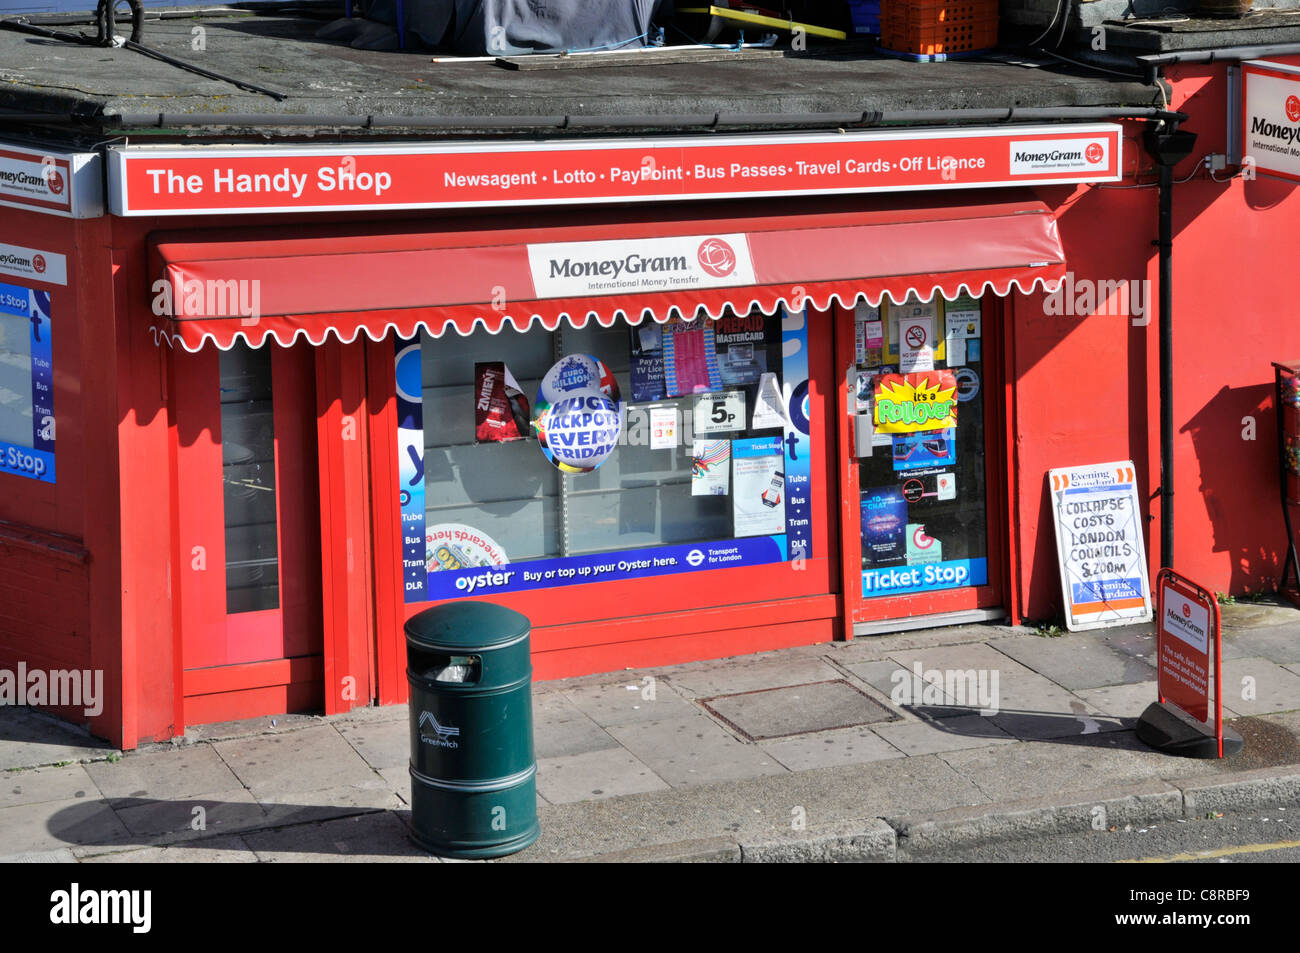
[4, 602, 1300, 863]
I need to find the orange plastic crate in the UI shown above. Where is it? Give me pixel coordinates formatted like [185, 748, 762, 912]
[880, 0, 997, 56]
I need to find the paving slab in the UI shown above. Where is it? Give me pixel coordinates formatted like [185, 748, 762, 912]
[0, 848, 78, 863]
[937, 731, 1212, 802]
[873, 715, 1017, 756]
[85, 744, 244, 801]
[988, 631, 1157, 690]
[181, 712, 326, 745]
[111, 789, 268, 842]
[243, 810, 436, 862]
[1076, 680, 1159, 721]
[1219, 601, 1299, 630]
[326, 703, 407, 726]
[1093, 624, 1159, 666]
[79, 835, 260, 863]
[889, 780, 1186, 854]
[212, 725, 381, 798]
[987, 702, 1129, 741]
[888, 642, 1109, 732]
[0, 708, 115, 770]
[759, 726, 906, 771]
[1, 763, 97, 808]
[536, 747, 669, 804]
[532, 692, 619, 759]
[256, 782, 403, 827]
[501, 754, 989, 861]
[1220, 657, 1300, 716]
[561, 676, 698, 728]
[336, 718, 409, 771]
[664, 656, 844, 699]
[606, 712, 787, 788]
[740, 818, 897, 863]
[0, 796, 133, 855]
[701, 679, 897, 741]
[1177, 763, 1300, 815]
[1221, 622, 1300, 665]
[824, 625, 1003, 664]
[377, 765, 412, 804]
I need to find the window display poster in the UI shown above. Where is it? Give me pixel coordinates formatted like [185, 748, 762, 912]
[752, 372, 787, 429]
[892, 430, 956, 472]
[860, 487, 906, 566]
[473, 361, 529, 442]
[395, 338, 429, 601]
[714, 309, 780, 388]
[732, 435, 786, 537]
[691, 439, 730, 495]
[650, 406, 678, 450]
[629, 323, 666, 402]
[873, 372, 958, 433]
[400, 309, 812, 604]
[885, 297, 945, 363]
[427, 523, 510, 571]
[906, 523, 943, 565]
[898, 314, 935, 373]
[662, 318, 723, 396]
[693, 389, 745, 435]
[0, 282, 54, 482]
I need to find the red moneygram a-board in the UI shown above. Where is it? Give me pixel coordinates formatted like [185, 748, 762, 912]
[1156, 568, 1220, 729]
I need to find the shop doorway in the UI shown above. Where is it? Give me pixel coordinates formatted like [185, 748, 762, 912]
[836, 295, 1008, 636]
[171, 341, 325, 723]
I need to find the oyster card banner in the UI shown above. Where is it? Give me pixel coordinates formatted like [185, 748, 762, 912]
[107, 125, 1122, 215]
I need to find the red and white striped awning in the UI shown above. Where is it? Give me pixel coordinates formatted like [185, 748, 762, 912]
[148, 195, 1066, 351]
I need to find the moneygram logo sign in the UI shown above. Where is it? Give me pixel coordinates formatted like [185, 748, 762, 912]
[1287, 94, 1300, 123]
[529, 232, 755, 298]
[0, 152, 70, 209]
[697, 238, 737, 278]
[0, 242, 67, 285]
[1009, 138, 1109, 175]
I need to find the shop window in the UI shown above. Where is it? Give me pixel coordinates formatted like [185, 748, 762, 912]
[220, 343, 280, 613]
[856, 293, 988, 597]
[396, 307, 813, 602]
[0, 282, 54, 483]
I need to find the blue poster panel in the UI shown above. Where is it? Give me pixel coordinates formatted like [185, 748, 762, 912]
[0, 282, 54, 483]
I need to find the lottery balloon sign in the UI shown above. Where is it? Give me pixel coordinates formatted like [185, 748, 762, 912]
[532, 355, 624, 474]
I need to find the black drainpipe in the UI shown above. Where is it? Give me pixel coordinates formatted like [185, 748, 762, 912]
[1143, 123, 1197, 570]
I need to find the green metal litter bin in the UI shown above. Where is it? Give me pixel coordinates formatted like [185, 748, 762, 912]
[406, 601, 539, 859]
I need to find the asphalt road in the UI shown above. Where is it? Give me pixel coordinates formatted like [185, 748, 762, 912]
[903, 806, 1300, 863]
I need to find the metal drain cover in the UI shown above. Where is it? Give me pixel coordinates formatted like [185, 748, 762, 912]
[699, 679, 899, 742]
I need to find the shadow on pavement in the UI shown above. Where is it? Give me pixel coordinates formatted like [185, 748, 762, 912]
[45, 799, 435, 859]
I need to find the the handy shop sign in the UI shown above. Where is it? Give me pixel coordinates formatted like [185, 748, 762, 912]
[1049, 461, 1152, 631]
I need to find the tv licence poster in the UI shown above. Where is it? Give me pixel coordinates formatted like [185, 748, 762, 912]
[396, 308, 812, 603]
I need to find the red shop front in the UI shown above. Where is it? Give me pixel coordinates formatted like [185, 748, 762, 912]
[1, 124, 1124, 745]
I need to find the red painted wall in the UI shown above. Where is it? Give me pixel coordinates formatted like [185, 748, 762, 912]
[0, 209, 122, 739]
[1012, 71, 1300, 621]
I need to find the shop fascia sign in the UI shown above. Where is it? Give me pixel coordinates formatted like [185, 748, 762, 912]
[0, 141, 103, 218]
[1236, 59, 1300, 181]
[106, 123, 1123, 216]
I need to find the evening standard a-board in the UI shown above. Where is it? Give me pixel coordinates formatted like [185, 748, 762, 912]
[1049, 461, 1153, 631]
